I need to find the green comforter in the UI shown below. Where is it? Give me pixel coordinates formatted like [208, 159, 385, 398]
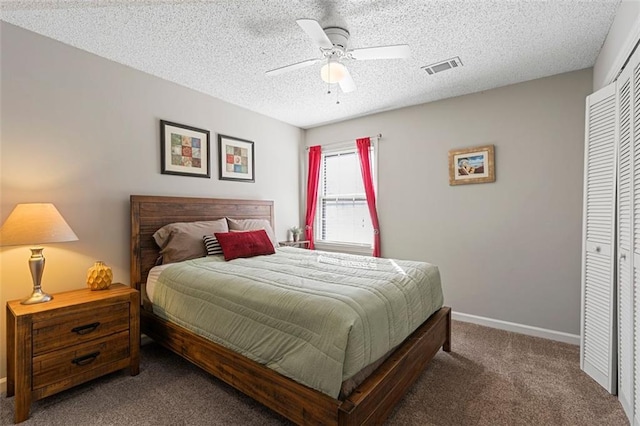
[153, 247, 443, 398]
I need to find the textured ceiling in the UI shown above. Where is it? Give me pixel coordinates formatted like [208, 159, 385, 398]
[1, 0, 620, 129]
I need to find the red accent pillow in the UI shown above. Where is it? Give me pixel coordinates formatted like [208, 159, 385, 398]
[214, 229, 276, 261]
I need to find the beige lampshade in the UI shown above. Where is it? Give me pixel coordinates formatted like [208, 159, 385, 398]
[0, 203, 78, 247]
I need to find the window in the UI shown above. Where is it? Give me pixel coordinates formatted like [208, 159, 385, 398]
[315, 145, 375, 247]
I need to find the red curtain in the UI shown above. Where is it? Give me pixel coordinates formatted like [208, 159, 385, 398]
[356, 137, 381, 257]
[305, 146, 322, 249]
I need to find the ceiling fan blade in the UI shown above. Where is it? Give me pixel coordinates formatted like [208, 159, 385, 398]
[350, 44, 410, 60]
[339, 67, 356, 93]
[296, 18, 333, 50]
[265, 58, 320, 76]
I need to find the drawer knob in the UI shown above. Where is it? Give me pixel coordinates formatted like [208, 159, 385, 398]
[72, 351, 100, 366]
[71, 322, 100, 335]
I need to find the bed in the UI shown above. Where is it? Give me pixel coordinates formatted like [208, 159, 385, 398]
[130, 195, 451, 425]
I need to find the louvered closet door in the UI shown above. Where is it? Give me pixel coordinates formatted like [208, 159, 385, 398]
[631, 50, 640, 426]
[581, 82, 618, 393]
[618, 59, 634, 421]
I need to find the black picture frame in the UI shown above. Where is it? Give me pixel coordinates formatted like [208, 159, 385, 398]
[218, 134, 255, 183]
[160, 120, 211, 178]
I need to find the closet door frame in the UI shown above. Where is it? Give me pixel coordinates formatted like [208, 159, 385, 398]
[630, 48, 640, 426]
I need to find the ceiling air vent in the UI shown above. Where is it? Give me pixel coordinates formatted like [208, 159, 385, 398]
[421, 57, 463, 75]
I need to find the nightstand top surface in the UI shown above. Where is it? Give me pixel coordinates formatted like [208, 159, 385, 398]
[7, 283, 136, 316]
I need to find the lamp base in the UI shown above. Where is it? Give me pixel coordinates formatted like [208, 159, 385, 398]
[21, 247, 54, 304]
[21, 288, 54, 305]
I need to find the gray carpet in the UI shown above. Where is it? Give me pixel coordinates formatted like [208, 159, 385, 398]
[1, 321, 628, 425]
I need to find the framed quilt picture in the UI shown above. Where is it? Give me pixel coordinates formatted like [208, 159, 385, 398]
[448, 144, 495, 185]
[218, 134, 255, 183]
[160, 120, 210, 178]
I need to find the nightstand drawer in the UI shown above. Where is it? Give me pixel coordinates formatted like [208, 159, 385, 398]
[32, 330, 130, 390]
[33, 302, 130, 355]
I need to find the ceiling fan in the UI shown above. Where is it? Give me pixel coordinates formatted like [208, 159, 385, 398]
[266, 19, 410, 93]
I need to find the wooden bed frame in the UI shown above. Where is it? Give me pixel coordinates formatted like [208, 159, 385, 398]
[130, 194, 451, 425]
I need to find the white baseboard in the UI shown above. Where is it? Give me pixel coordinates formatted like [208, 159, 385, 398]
[452, 312, 580, 345]
[141, 333, 153, 346]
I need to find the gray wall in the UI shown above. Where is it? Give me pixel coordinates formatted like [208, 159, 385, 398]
[305, 68, 593, 336]
[0, 22, 302, 380]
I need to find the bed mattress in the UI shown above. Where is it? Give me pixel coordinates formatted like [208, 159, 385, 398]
[148, 247, 443, 398]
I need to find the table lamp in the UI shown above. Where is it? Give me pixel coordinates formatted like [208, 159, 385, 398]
[0, 203, 78, 304]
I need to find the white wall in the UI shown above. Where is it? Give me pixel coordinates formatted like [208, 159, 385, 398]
[0, 22, 302, 382]
[593, 0, 640, 90]
[305, 69, 593, 337]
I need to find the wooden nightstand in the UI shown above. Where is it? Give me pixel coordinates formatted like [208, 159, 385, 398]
[279, 240, 311, 249]
[6, 283, 139, 423]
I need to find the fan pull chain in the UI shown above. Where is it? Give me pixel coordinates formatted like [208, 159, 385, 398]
[336, 88, 340, 104]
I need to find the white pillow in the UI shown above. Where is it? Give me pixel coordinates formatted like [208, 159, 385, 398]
[226, 217, 279, 248]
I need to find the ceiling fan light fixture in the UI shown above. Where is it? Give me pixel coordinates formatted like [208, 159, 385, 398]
[320, 61, 347, 83]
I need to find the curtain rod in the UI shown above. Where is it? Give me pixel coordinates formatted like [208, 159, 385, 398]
[306, 134, 382, 150]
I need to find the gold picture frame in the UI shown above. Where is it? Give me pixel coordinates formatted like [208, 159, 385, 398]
[448, 144, 495, 185]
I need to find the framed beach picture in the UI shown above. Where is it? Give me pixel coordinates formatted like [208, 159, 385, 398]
[160, 120, 210, 178]
[218, 134, 255, 183]
[448, 144, 495, 185]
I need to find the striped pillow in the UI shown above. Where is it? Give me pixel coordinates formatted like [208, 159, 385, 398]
[203, 235, 223, 256]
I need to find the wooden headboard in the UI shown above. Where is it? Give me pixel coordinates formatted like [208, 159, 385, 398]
[130, 195, 275, 290]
